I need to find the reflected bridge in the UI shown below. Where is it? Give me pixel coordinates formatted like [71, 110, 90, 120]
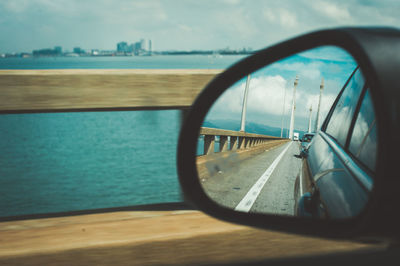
[197, 127, 302, 216]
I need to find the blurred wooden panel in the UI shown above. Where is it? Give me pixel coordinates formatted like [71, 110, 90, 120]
[0, 69, 222, 113]
[0, 210, 380, 266]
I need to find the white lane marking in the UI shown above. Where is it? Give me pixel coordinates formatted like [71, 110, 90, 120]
[234, 142, 293, 212]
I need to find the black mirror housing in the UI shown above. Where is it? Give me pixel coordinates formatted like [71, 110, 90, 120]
[178, 27, 400, 241]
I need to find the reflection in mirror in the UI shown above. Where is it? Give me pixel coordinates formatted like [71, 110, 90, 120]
[196, 46, 374, 219]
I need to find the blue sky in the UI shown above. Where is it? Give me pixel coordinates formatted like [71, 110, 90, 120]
[204, 46, 358, 134]
[1, 0, 399, 53]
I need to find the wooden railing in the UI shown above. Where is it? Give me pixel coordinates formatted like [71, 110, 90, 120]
[0, 69, 222, 113]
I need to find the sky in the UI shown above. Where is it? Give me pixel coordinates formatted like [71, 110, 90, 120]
[1, 0, 400, 53]
[204, 46, 358, 135]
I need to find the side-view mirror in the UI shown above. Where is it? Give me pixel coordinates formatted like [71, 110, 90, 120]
[178, 27, 400, 241]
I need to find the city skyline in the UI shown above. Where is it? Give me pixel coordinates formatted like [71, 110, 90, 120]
[1, 38, 254, 56]
[1, 38, 255, 58]
[7, 38, 154, 56]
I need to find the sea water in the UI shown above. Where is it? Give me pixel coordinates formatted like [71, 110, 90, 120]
[0, 55, 245, 217]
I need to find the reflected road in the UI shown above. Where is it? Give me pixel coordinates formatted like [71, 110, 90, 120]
[202, 141, 302, 215]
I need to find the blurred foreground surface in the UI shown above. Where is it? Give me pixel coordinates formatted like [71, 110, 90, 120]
[0, 208, 382, 266]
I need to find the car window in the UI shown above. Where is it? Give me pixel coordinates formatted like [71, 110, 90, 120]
[325, 69, 365, 146]
[349, 90, 377, 172]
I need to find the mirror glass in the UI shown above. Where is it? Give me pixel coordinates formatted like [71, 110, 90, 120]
[196, 46, 375, 219]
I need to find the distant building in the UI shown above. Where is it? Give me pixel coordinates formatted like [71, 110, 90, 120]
[117, 42, 131, 53]
[117, 42, 126, 52]
[73, 47, 84, 54]
[116, 39, 151, 56]
[33, 48, 59, 57]
[148, 40, 152, 54]
[54, 46, 62, 55]
[128, 44, 134, 53]
[134, 42, 142, 55]
[140, 39, 147, 51]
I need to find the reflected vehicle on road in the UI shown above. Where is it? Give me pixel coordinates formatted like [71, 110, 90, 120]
[295, 67, 376, 219]
[300, 133, 315, 154]
[293, 132, 300, 141]
[301, 133, 315, 148]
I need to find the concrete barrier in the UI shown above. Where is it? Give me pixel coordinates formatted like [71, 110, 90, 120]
[199, 127, 284, 155]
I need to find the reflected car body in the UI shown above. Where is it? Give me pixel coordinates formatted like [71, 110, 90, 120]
[295, 67, 376, 219]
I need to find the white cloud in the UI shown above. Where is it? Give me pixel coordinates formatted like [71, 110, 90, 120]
[310, 0, 351, 22]
[263, 8, 298, 28]
[263, 9, 275, 22]
[221, 0, 241, 5]
[178, 24, 193, 32]
[3, 0, 30, 13]
[207, 75, 289, 120]
[278, 9, 298, 28]
[214, 8, 259, 38]
[3, 0, 75, 14]
[205, 71, 343, 132]
[304, 92, 336, 120]
[247, 75, 288, 115]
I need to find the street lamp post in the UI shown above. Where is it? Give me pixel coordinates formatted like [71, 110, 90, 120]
[240, 75, 251, 132]
[288, 76, 299, 140]
[280, 86, 287, 138]
[308, 105, 313, 133]
[314, 78, 324, 132]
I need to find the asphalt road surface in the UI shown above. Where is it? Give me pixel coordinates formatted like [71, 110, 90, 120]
[201, 141, 303, 216]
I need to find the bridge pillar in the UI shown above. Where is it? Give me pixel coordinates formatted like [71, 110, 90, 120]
[238, 137, 245, 149]
[204, 135, 215, 155]
[219, 136, 228, 152]
[230, 136, 238, 150]
[245, 138, 251, 148]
